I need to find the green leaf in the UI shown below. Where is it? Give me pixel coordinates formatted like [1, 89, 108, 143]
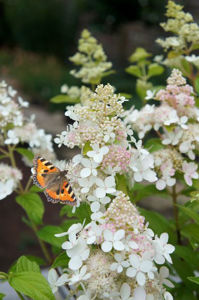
[178, 204, 199, 225]
[60, 203, 91, 225]
[50, 94, 79, 104]
[101, 70, 115, 78]
[52, 252, 69, 268]
[0, 272, 8, 280]
[16, 193, 44, 225]
[181, 223, 199, 244]
[9, 272, 55, 300]
[145, 138, 164, 152]
[37, 225, 66, 248]
[29, 185, 42, 193]
[83, 142, 92, 155]
[139, 208, 176, 243]
[131, 183, 169, 203]
[188, 277, 199, 285]
[125, 65, 142, 77]
[148, 63, 164, 78]
[175, 285, 197, 300]
[195, 77, 199, 95]
[172, 254, 194, 284]
[0, 294, 5, 300]
[15, 148, 34, 161]
[25, 255, 45, 266]
[136, 79, 152, 100]
[129, 47, 151, 63]
[116, 174, 128, 194]
[119, 93, 132, 99]
[16, 256, 40, 273]
[175, 245, 199, 268]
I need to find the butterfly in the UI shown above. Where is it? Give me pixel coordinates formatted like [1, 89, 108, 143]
[33, 156, 77, 206]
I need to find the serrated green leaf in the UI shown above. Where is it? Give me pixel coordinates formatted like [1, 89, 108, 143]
[15, 148, 34, 161]
[9, 271, 55, 300]
[37, 225, 66, 248]
[50, 94, 79, 104]
[52, 252, 69, 268]
[126, 65, 142, 77]
[148, 63, 164, 78]
[129, 47, 151, 63]
[145, 138, 164, 152]
[139, 208, 176, 243]
[16, 256, 40, 273]
[16, 193, 44, 225]
[188, 277, 199, 285]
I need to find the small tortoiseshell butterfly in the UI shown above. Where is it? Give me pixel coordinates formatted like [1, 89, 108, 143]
[33, 156, 76, 206]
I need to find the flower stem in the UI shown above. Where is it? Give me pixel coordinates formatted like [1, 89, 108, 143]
[7, 145, 24, 193]
[31, 221, 52, 264]
[172, 185, 182, 244]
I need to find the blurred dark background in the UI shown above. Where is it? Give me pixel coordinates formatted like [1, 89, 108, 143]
[1, 0, 196, 107]
[0, 0, 199, 272]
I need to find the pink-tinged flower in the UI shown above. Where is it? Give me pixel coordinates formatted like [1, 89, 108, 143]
[101, 145, 131, 173]
[182, 161, 198, 186]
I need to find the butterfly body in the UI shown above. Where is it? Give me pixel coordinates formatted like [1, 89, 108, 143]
[33, 156, 76, 205]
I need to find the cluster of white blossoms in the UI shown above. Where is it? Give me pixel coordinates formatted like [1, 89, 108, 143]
[69, 29, 113, 84]
[55, 83, 157, 208]
[0, 81, 54, 156]
[50, 192, 174, 300]
[125, 69, 199, 190]
[0, 80, 54, 199]
[0, 163, 22, 200]
[50, 83, 175, 299]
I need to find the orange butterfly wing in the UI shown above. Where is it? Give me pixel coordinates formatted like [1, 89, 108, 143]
[45, 180, 77, 206]
[33, 156, 77, 206]
[33, 156, 59, 189]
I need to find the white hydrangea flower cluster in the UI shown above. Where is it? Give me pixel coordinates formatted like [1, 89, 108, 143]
[0, 163, 22, 200]
[69, 29, 112, 84]
[50, 82, 174, 299]
[125, 69, 199, 190]
[51, 192, 174, 300]
[0, 80, 55, 200]
[55, 83, 157, 209]
[156, 1, 199, 53]
[0, 81, 54, 156]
